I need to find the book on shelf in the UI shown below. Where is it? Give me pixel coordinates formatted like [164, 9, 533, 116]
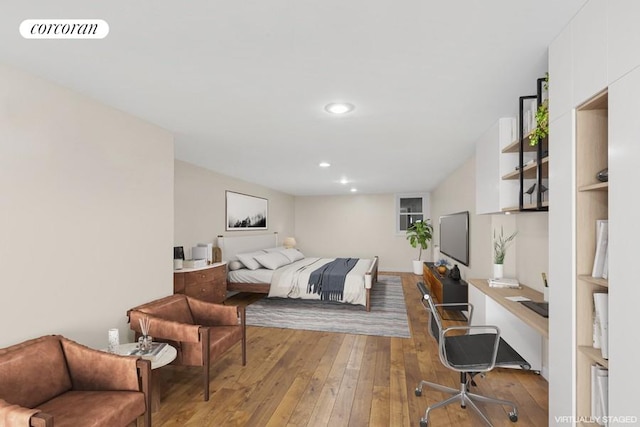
[591, 364, 608, 426]
[592, 313, 601, 349]
[487, 278, 521, 289]
[601, 246, 608, 280]
[592, 220, 609, 278]
[593, 293, 609, 359]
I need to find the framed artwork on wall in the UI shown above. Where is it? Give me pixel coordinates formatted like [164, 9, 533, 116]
[225, 191, 268, 231]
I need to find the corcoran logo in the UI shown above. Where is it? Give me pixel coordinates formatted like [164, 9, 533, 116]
[20, 19, 109, 39]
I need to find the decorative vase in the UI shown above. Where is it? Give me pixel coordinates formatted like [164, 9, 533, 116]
[449, 264, 461, 281]
[493, 263, 504, 279]
[108, 328, 119, 353]
[412, 260, 423, 275]
[437, 265, 447, 275]
[138, 335, 153, 352]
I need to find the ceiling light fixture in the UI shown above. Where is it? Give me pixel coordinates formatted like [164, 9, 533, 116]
[350, 188, 357, 192]
[319, 162, 331, 168]
[324, 103, 355, 115]
[340, 178, 348, 185]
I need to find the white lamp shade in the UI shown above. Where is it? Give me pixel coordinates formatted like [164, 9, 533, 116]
[283, 237, 297, 248]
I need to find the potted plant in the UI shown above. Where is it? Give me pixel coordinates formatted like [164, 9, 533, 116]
[493, 226, 517, 278]
[406, 219, 433, 275]
[528, 73, 549, 146]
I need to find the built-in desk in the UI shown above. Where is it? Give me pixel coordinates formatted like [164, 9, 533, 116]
[468, 278, 548, 376]
[467, 279, 548, 338]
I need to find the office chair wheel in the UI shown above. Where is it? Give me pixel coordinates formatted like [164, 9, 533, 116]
[414, 388, 422, 397]
[419, 419, 428, 427]
[509, 411, 518, 422]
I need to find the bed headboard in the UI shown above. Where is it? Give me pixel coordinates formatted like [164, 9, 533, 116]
[217, 233, 279, 262]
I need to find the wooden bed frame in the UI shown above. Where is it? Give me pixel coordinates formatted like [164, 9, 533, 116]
[217, 234, 379, 311]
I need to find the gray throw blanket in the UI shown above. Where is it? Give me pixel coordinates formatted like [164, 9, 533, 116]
[308, 258, 359, 301]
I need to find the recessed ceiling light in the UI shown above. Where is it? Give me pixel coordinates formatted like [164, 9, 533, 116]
[319, 162, 331, 168]
[350, 188, 357, 192]
[325, 103, 355, 115]
[340, 178, 348, 185]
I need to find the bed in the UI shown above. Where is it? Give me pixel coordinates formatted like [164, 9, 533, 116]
[218, 234, 379, 311]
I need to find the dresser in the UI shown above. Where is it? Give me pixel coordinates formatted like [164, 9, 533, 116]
[422, 262, 468, 310]
[173, 262, 227, 303]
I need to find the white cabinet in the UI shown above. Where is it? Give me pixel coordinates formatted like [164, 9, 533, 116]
[475, 117, 518, 214]
[548, 110, 575, 424]
[547, 2, 640, 424]
[607, 0, 640, 84]
[549, 24, 573, 122]
[467, 283, 486, 325]
[572, 0, 608, 105]
[607, 66, 640, 422]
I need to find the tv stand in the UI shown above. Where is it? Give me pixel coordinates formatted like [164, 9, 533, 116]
[422, 262, 468, 311]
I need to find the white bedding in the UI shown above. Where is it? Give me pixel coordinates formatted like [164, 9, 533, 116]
[267, 257, 371, 306]
[228, 268, 274, 284]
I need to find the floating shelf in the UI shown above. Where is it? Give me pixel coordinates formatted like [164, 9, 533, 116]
[501, 131, 539, 153]
[578, 345, 609, 368]
[501, 157, 549, 180]
[579, 182, 609, 192]
[578, 274, 608, 288]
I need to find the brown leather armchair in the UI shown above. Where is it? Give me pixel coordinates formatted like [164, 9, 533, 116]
[127, 294, 246, 401]
[0, 335, 151, 427]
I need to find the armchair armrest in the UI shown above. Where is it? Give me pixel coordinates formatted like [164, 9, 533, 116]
[1, 398, 44, 427]
[136, 359, 151, 427]
[60, 338, 142, 391]
[30, 413, 53, 427]
[128, 310, 201, 343]
[187, 297, 244, 327]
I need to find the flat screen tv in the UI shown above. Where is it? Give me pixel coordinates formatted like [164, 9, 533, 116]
[439, 211, 470, 266]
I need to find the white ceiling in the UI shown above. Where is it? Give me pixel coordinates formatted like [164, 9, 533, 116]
[1, 1, 586, 196]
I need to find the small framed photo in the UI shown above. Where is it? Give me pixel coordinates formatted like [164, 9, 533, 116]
[226, 191, 268, 231]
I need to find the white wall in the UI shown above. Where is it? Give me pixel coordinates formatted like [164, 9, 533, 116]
[514, 213, 549, 291]
[294, 194, 421, 272]
[0, 64, 174, 349]
[174, 160, 295, 256]
[431, 156, 492, 281]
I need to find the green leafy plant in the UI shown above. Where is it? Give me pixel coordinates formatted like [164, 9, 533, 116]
[406, 219, 433, 261]
[529, 73, 549, 146]
[493, 226, 517, 264]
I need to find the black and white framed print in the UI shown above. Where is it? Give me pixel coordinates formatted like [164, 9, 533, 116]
[225, 191, 268, 230]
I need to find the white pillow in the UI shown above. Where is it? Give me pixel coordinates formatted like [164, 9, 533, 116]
[254, 251, 292, 270]
[264, 246, 286, 253]
[228, 260, 245, 271]
[236, 250, 266, 270]
[281, 248, 304, 262]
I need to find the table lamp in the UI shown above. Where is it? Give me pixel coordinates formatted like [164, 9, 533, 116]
[283, 237, 297, 249]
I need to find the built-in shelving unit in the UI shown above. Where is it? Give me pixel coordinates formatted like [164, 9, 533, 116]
[501, 77, 549, 212]
[575, 89, 608, 425]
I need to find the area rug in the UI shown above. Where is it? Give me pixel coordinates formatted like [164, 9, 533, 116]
[244, 275, 411, 338]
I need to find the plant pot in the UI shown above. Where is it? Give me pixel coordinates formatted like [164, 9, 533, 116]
[412, 260, 423, 275]
[493, 263, 504, 279]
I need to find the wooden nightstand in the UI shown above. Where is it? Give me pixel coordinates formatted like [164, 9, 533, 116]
[173, 262, 227, 303]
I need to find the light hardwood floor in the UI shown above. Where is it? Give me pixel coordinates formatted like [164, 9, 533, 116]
[153, 272, 548, 426]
